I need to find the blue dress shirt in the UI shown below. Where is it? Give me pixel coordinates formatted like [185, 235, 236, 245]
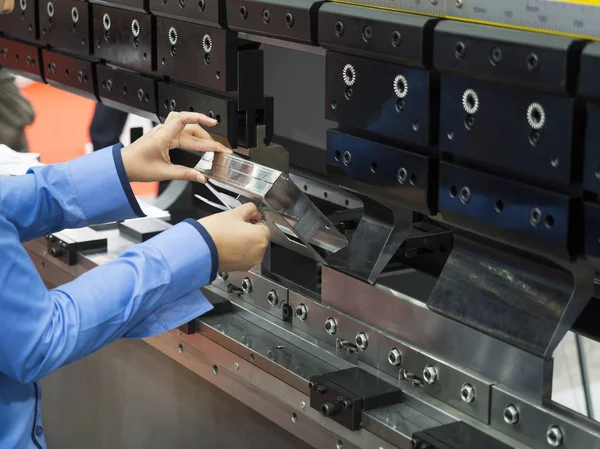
[0, 144, 217, 448]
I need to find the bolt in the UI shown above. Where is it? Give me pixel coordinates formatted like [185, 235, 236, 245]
[423, 365, 438, 384]
[267, 290, 278, 306]
[546, 426, 563, 447]
[324, 318, 337, 335]
[234, 362, 239, 370]
[295, 303, 308, 321]
[241, 277, 252, 293]
[355, 332, 369, 350]
[461, 383, 475, 403]
[503, 404, 519, 425]
[300, 401, 306, 409]
[388, 348, 402, 366]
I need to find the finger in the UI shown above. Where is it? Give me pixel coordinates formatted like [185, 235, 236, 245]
[178, 133, 232, 154]
[164, 111, 178, 124]
[159, 164, 207, 183]
[163, 112, 218, 145]
[254, 222, 271, 240]
[233, 202, 260, 221]
[184, 123, 213, 141]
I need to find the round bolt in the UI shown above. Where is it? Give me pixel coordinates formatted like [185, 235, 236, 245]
[240, 5, 248, 19]
[262, 8, 270, 23]
[461, 383, 475, 403]
[267, 290, 278, 306]
[324, 318, 337, 335]
[546, 426, 563, 447]
[503, 404, 519, 425]
[234, 362, 240, 370]
[241, 277, 253, 293]
[300, 401, 306, 410]
[284, 12, 294, 27]
[388, 348, 402, 366]
[459, 186, 471, 204]
[355, 332, 369, 350]
[334, 21, 344, 36]
[295, 303, 308, 321]
[530, 207, 542, 227]
[423, 365, 438, 385]
[342, 151, 351, 166]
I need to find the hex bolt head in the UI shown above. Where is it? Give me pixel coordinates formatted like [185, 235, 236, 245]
[295, 303, 308, 321]
[324, 318, 337, 335]
[423, 365, 438, 384]
[267, 290, 278, 306]
[241, 277, 252, 294]
[461, 383, 475, 403]
[503, 404, 519, 425]
[388, 348, 402, 366]
[355, 332, 368, 350]
[546, 426, 563, 447]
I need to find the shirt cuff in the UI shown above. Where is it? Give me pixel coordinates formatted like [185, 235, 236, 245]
[146, 220, 219, 300]
[184, 218, 219, 283]
[66, 144, 145, 224]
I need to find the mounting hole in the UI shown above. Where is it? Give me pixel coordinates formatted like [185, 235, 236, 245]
[409, 174, 416, 185]
[262, 9, 270, 23]
[391, 30, 402, 47]
[215, 115, 221, 123]
[285, 12, 294, 27]
[459, 186, 470, 204]
[213, 365, 218, 374]
[169, 99, 177, 111]
[331, 101, 337, 110]
[551, 157, 559, 168]
[545, 215, 554, 229]
[334, 150, 341, 161]
[178, 344, 183, 353]
[449, 185, 457, 197]
[250, 353, 255, 361]
[343, 64, 356, 86]
[529, 131, 541, 146]
[303, 185, 308, 191]
[362, 25, 372, 42]
[342, 151, 351, 166]
[179, 0, 186, 7]
[204, 53, 210, 65]
[335, 21, 344, 36]
[464, 115, 475, 130]
[291, 412, 298, 423]
[344, 86, 353, 100]
[393, 74, 408, 98]
[122, 86, 128, 95]
[171, 46, 177, 57]
[161, 57, 166, 65]
[143, 52, 147, 60]
[595, 167, 600, 180]
[106, 79, 113, 91]
[395, 99, 405, 113]
[198, 0, 205, 10]
[455, 41, 466, 59]
[216, 71, 220, 79]
[412, 121, 420, 131]
[397, 167, 408, 184]
[526, 53, 539, 71]
[370, 162, 378, 173]
[240, 5, 248, 19]
[527, 103, 545, 130]
[64, 68, 69, 76]
[208, 111, 215, 119]
[324, 192, 328, 198]
[530, 208, 542, 227]
[164, 99, 169, 109]
[489, 47, 502, 65]
[336, 440, 343, 449]
[495, 200, 504, 213]
[345, 199, 349, 206]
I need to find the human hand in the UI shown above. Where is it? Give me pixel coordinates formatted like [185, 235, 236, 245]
[199, 203, 271, 272]
[121, 111, 232, 183]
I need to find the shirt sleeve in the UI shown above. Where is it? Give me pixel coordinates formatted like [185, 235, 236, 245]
[0, 213, 216, 384]
[0, 144, 144, 242]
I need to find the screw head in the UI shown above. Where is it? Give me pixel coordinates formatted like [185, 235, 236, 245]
[503, 404, 519, 425]
[461, 383, 475, 403]
[241, 277, 252, 293]
[388, 348, 402, 366]
[546, 426, 563, 447]
[295, 303, 308, 321]
[355, 332, 368, 350]
[423, 365, 438, 384]
[325, 318, 337, 335]
[267, 290, 278, 306]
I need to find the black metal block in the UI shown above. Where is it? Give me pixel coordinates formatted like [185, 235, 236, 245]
[326, 51, 437, 147]
[433, 20, 579, 94]
[97, 64, 159, 121]
[118, 218, 170, 242]
[585, 202, 600, 259]
[310, 367, 402, 431]
[92, 5, 154, 72]
[156, 16, 241, 91]
[0, 0, 39, 41]
[39, 0, 92, 56]
[439, 74, 581, 187]
[326, 129, 437, 216]
[580, 42, 600, 100]
[318, 2, 437, 68]
[158, 81, 238, 147]
[439, 161, 579, 256]
[227, 0, 324, 45]
[89, 0, 148, 13]
[149, 0, 225, 28]
[0, 37, 44, 82]
[583, 102, 600, 196]
[42, 49, 97, 100]
[413, 421, 513, 449]
[46, 228, 107, 266]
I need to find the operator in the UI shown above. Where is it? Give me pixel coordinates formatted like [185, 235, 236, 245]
[0, 97, 270, 449]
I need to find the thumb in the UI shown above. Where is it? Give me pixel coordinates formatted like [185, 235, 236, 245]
[162, 164, 206, 183]
[233, 202, 261, 221]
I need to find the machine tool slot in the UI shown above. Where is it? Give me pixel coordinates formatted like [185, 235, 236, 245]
[318, 2, 437, 67]
[39, 0, 92, 56]
[92, 5, 155, 73]
[0, 0, 39, 41]
[325, 51, 437, 147]
[0, 37, 43, 82]
[439, 75, 580, 187]
[97, 64, 159, 121]
[226, 0, 324, 45]
[149, 0, 225, 28]
[42, 49, 97, 100]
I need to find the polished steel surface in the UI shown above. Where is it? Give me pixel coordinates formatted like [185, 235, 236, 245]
[321, 266, 552, 400]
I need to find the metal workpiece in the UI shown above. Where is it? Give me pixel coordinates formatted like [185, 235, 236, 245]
[490, 386, 600, 449]
[194, 152, 348, 263]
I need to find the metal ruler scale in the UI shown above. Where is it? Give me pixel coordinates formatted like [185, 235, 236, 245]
[333, 0, 600, 40]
